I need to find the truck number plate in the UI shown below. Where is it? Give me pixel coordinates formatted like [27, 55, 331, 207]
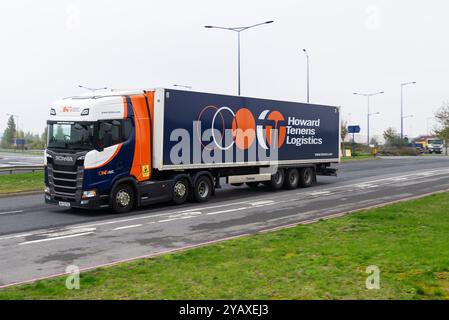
[58, 201, 71, 207]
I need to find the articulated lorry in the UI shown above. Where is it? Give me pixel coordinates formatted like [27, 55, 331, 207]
[44, 89, 340, 213]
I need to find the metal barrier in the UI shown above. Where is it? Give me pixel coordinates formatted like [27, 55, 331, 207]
[0, 165, 45, 174]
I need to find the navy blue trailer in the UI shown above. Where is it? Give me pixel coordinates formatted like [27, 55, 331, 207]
[153, 89, 340, 169]
[151, 88, 340, 196]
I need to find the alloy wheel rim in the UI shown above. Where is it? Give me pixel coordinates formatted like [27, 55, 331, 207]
[116, 190, 131, 207]
[174, 181, 187, 198]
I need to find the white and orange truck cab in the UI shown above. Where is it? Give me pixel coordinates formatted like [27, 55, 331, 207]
[45, 88, 340, 213]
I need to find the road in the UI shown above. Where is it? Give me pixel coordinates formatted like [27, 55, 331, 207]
[0, 156, 448, 287]
[0, 152, 43, 168]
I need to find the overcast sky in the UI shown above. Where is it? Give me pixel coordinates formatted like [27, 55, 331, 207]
[1, 0, 448, 142]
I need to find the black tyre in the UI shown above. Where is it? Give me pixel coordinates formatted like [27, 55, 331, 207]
[172, 177, 190, 205]
[270, 168, 284, 190]
[111, 183, 135, 214]
[299, 167, 315, 188]
[284, 168, 300, 189]
[193, 176, 212, 203]
[246, 182, 260, 189]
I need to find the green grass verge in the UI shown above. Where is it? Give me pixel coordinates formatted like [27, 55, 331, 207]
[2, 192, 449, 299]
[0, 171, 44, 194]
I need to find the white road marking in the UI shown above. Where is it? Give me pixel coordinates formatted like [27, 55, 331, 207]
[206, 207, 249, 215]
[307, 191, 332, 196]
[0, 210, 23, 215]
[112, 224, 142, 231]
[42, 227, 96, 238]
[74, 203, 252, 229]
[6, 162, 35, 165]
[250, 200, 275, 206]
[158, 218, 180, 223]
[19, 232, 94, 245]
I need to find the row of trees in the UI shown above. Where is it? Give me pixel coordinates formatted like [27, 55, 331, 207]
[0, 115, 47, 150]
[341, 102, 449, 153]
[382, 102, 449, 150]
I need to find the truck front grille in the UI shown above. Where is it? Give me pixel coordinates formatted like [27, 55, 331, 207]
[48, 161, 84, 202]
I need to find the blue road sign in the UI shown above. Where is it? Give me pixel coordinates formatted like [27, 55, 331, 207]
[348, 125, 361, 134]
[14, 139, 26, 146]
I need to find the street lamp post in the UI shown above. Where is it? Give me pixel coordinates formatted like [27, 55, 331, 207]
[302, 49, 310, 103]
[353, 91, 384, 146]
[204, 21, 274, 96]
[400, 81, 416, 140]
[402, 114, 414, 140]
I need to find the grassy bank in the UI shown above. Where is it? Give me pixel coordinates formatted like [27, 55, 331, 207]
[1, 192, 449, 299]
[0, 171, 44, 194]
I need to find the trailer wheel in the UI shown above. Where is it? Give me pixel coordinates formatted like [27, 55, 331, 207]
[299, 167, 315, 188]
[270, 168, 285, 190]
[193, 175, 212, 203]
[246, 182, 260, 189]
[111, 183, 135, 213]
[172, 177, 190, 205]
[284, 168, 299, 189]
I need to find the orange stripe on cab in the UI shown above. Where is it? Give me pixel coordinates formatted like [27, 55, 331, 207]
[130, 93, 153, 181]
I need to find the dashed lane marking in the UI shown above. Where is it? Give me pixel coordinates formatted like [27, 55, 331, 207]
[18, 232, 94, 245]
[112, 224, 142, 231]
[0, 210, 23, 215]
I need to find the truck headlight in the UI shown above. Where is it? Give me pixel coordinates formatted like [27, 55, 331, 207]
[82, 190, 97, 199]
[44, 186, 50, 194]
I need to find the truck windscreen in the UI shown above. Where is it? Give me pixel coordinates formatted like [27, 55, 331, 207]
[428, 139, 443, 145]
[47, 122, 96, 151]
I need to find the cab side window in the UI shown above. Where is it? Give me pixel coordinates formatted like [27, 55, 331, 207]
[98, 120, 122, 149]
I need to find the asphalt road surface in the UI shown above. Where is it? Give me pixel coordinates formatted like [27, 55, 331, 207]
[0, 152, 43, 167]
[0, 156, 448, 287]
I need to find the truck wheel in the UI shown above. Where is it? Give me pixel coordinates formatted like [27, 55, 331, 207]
[284, 168, 299, 189]
[270, 168, 285, 190]
[193, 176, 212, 203]
[172, 177, 190, 205]
[246, 182, 260, 189]
[112, 183, 135, 214]
[299, 167, 315, 188]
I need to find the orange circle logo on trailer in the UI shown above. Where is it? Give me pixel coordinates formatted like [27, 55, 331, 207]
[257, 110, 287, 149]
[231, 108, 256, 150]
[197, 107, 286, 150]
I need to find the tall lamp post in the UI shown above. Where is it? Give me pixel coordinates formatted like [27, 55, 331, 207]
[401, 81, 416, 140]
[353, 91, 384, 146]
[302, 49, 310, 103]
[402, 114, 414, 140]
[204, 20, 274, 96]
